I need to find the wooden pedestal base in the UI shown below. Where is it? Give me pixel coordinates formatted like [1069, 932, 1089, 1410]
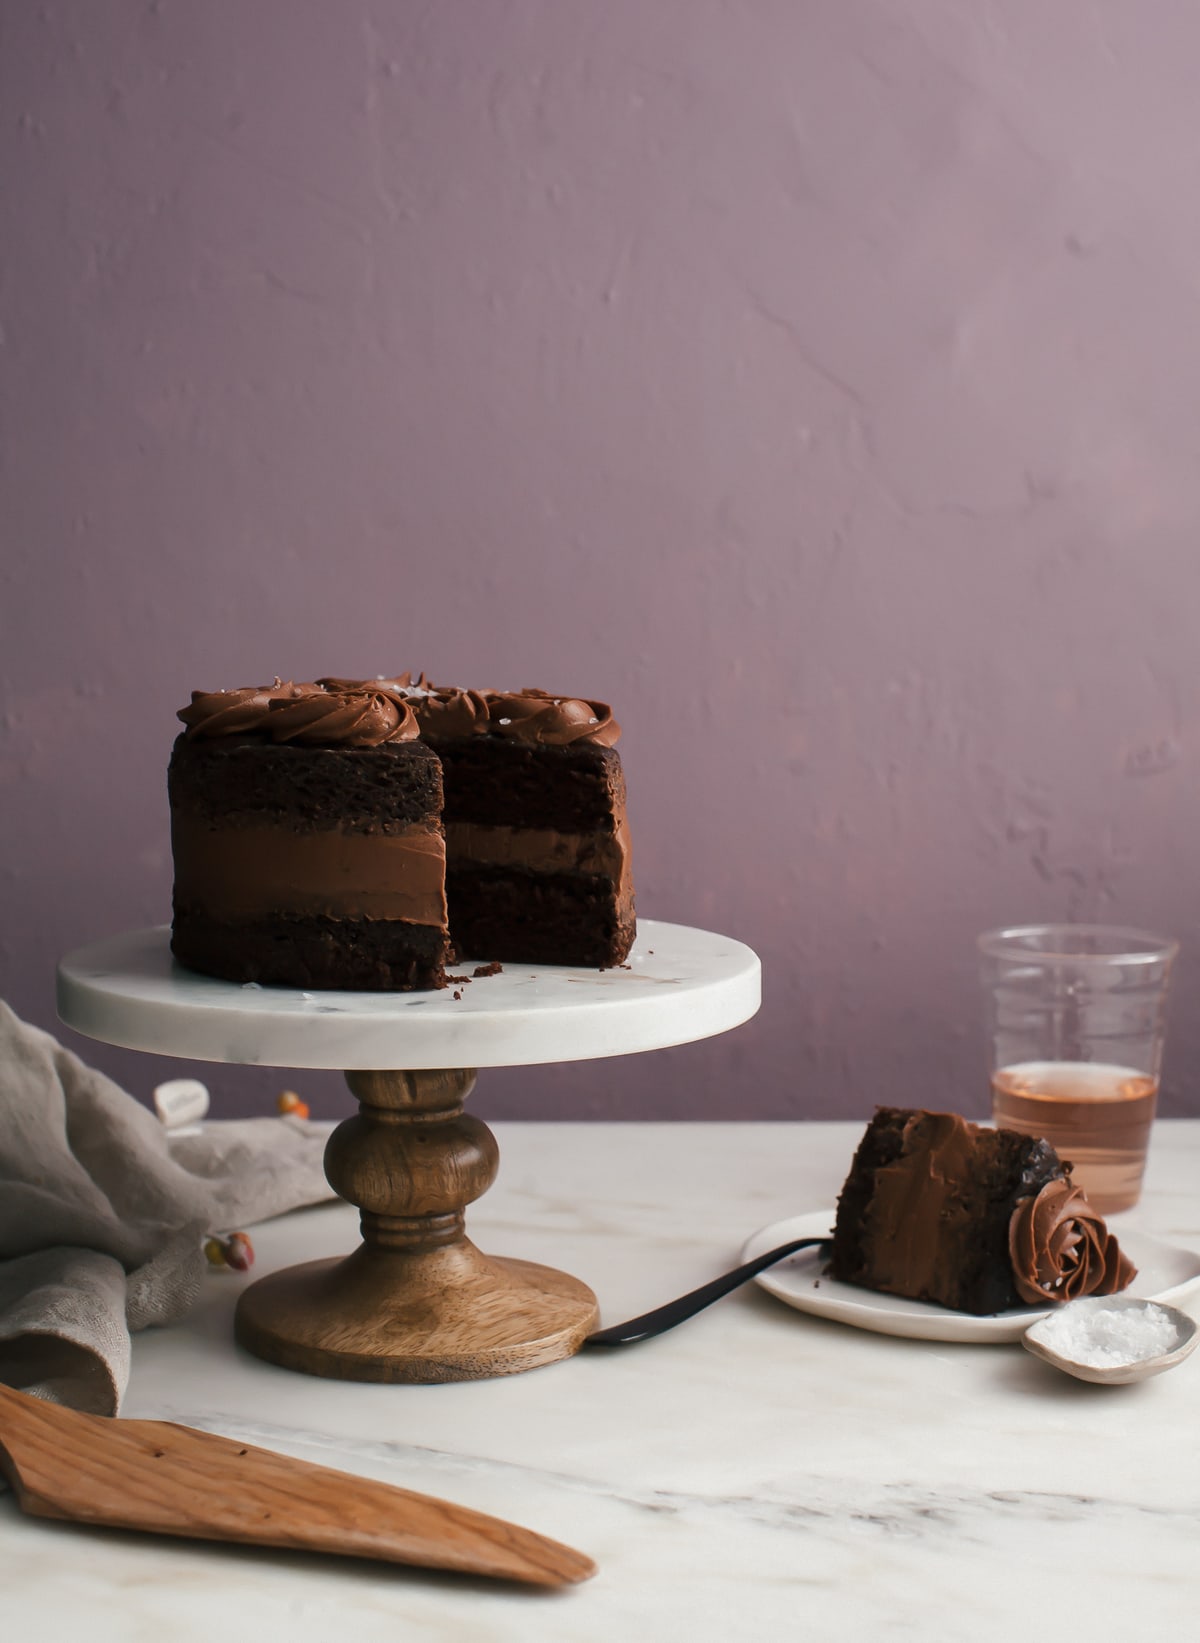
[234, 1068, 599, 1383]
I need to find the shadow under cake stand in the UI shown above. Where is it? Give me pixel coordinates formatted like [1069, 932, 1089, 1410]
[57, 921, 761, 1384]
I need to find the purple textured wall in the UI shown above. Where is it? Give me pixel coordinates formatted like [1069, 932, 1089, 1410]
[3, 1, 1200, 1121]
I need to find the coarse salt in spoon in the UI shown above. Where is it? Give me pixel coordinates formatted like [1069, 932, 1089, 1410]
[1022, 1295, 1198, 1385]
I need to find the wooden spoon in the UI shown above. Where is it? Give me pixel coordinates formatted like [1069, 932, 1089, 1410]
[0, 1382, 594, 1586]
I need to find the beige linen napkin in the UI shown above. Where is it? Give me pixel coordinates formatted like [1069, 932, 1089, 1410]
[0, 1000, 333, 1416]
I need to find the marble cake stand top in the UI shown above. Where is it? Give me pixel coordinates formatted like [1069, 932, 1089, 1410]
[57, 919, 761, 1071]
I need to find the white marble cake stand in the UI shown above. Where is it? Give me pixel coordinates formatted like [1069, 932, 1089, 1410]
[58, 921, 760, 1384]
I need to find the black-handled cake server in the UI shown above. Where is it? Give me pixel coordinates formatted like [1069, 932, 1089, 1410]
[584, 1235, 832, 1347]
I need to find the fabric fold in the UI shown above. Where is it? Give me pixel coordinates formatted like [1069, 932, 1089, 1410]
[0, 1000, 333, 1417]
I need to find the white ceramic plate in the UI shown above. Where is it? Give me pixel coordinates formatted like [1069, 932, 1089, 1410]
[741, 1211, 1200, 1344]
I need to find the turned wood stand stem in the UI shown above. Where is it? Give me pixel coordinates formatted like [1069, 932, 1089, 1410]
[234, 1067, 599, 1384]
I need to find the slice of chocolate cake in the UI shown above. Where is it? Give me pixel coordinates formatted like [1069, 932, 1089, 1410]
[830, 1108, 1134, 1315]
[407, 683, 635, 968]
[169, 682, 449, 990]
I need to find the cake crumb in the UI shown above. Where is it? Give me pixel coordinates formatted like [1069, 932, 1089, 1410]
[445, 973, 472, 984]
[473, 962, 503, 977]
[452, 989, 463, 1001]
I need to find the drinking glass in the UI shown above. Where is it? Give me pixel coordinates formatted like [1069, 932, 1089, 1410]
[977, 924, 1178, 1214]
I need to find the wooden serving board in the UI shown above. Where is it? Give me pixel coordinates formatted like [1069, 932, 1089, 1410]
[0, 1383, 594, 1587]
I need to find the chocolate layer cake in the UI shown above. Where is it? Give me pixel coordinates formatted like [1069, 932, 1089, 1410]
[168, 675, 634, 990]
[830, 1108, 1133, 1314]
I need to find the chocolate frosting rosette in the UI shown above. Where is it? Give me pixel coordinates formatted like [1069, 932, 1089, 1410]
[178, 680, 306, 738]
[484, 689, 620, 747]
[1008, 1178, 1136, 1305]
[265, 686, 418, 746]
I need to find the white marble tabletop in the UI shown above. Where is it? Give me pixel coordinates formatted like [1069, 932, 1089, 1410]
[4, 1120, 1199, 1641]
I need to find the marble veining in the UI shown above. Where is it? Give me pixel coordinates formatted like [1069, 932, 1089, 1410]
[4, 1122, 1199, 1641]
[140, 1405, 1200, 1543]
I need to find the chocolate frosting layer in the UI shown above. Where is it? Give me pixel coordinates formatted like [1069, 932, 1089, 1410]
[445, 817, 633, 897]
[1008, 1180, 1136, 1304]
[172, 818, 447, 925]
[180, 680, 419, 746]
[178, 676, 619, 746]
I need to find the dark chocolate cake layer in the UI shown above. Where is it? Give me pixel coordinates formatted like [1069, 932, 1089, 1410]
[431, 735, 626, 833]
[168, 737, 443, 829]
[170, 914, 448, 991]
[446, 866, 636, 968]
[830, 1108, 1064, 1315]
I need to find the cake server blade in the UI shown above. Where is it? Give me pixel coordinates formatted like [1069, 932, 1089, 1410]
[0, 1382, 594, 1586]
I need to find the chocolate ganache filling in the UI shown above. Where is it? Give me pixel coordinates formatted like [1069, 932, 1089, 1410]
[171, 818, 446, 924]
[1008, 1179, 1135, 1305]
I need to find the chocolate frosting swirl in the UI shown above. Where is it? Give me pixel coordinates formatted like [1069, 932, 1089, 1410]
[178, 680, 308, 739]
[366, 677, 620, 744]
[406, 681, 492, 740]
[178, 676, 619, 746]
[1008, 1179, 1135, 1305]
[179, 680, 418, 746]
[265, 687, 419, 746]
[484, 689, 620, 747]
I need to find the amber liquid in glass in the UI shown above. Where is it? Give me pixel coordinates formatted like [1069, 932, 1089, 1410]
[990, 1060, 1158, 1215]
